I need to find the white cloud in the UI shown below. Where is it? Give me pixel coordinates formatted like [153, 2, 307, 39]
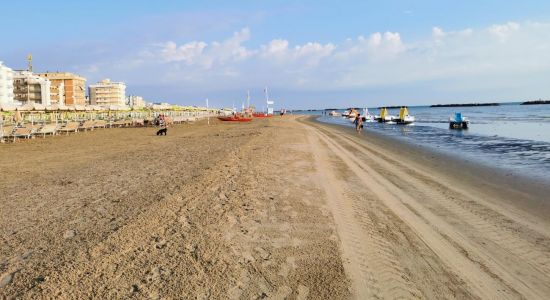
[432, 27, 446, 38]
[156, 27, 252, 68]
[97, 21, 550, 99]
[261, 39, 289, 56]
[161, 41, 207, 64]
[488, 22, 520, 41]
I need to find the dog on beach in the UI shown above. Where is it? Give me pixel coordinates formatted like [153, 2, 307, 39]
[156, 128, 167, 136]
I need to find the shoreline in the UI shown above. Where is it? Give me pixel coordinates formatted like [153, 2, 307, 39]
[303, 116, 550, 298]
[314, 116, 550, 209]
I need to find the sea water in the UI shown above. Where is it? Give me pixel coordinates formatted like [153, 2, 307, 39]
[296, 103, 550, 182]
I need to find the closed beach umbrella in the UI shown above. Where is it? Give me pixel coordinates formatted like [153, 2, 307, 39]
[14, 110, 22, 124]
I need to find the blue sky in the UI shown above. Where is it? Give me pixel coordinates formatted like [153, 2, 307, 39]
[2, 1, 550, 109]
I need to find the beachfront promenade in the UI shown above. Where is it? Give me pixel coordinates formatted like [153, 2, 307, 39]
[1, 116, 549, 299]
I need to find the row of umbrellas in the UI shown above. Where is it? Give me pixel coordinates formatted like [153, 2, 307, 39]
[0, 103, 131, 112]
[0, 103, 216, 112]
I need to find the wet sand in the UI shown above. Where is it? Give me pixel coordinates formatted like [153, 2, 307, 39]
[1, 116, 549, 299]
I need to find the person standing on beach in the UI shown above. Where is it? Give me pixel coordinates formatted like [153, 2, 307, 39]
[354, 113, 363, 133]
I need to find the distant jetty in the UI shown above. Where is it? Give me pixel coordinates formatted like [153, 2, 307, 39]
[430, 103, 499, 108]
[521, 100, 550, 105]
[376, 106, 406, 109]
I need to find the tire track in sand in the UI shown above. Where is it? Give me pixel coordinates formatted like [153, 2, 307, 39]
[302, 120, 536, 299]
[307, 133, 424, 299]
[323, 126, 550, 277]
[318, 122, 550, 295]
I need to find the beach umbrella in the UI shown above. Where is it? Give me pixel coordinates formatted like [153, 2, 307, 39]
[18, 103, 33, 111]
[31, 103, 46, 111]
[14, 110, 22, 123]
[0, 104, 16, 112]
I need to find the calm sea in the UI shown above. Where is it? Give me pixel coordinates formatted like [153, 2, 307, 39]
[293, 103, 550, 182]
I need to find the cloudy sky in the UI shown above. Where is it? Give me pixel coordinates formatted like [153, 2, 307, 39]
[1, 1, 550, 109]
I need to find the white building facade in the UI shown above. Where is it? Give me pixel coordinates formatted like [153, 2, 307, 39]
[89, 79, 126, 106]
[13, 70, 51, 106]
[0, 61, 15, 106]
[126, 95, 146, 108]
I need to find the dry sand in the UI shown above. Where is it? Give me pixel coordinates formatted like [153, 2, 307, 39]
[1, 116, 549, 299]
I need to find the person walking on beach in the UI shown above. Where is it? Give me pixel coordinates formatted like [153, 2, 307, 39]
[354, 113, 363, 133]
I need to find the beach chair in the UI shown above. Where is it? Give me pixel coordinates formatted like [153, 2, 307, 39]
[93, 120, 107, 129]
[11, 127, 34, 142]
[164, 117, 174, 126]
[1, 126, 14, 142]
[144, 117, 155, 126]
[58, 122, 79, 135]
[79, 120, 95, 131]
[133, 118, 145, 127]
[36, 124, 58, 138]
[112, 120, 127, 127]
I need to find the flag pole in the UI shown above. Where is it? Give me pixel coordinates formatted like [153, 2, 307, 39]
[206, 98, 209, 125]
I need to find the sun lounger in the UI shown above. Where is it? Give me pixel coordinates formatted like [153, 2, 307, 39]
[11, 127, 34, 142]
[58, 122, 79, 134]
[35, 124, 58, 138]
[1, 126, 14, 142]
[133, 118, 145, 126]
[111, 120, 127, 127]
[79, 120, 96, 131]
[93, 120, 107, 129]
[173, 116, 187, 124]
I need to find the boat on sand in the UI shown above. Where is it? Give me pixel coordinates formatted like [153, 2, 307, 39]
[218, 116, 253, 122]
[252, 112, 272, 118]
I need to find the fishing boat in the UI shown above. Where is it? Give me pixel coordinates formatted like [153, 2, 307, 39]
[375, 107, 396, 123]
[395, 107, 415, 124]
[218, 116, 253, 122]
[449, 112, 469, 129]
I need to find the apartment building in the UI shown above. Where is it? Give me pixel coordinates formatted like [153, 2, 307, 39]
[126, 95, 146, 108]
[89, 79, 126, 106]
[0, 61, 15, 106]
[37, 72, 86, 105]
[13, 70, 51, 106]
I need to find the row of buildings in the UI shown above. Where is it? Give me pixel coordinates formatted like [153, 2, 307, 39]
[0, 61, 147, 108]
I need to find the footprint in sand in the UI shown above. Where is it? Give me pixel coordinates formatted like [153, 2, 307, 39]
[270, 285, 292, 299]
[63, 229, 76, 239]
[0, 272, 14, 288]
[254, 247, 271, 260]
[277, 257, 296, 278]
[296, 285, 310, 300]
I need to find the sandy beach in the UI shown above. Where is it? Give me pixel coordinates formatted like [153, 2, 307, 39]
[1, 116, 550, 299]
